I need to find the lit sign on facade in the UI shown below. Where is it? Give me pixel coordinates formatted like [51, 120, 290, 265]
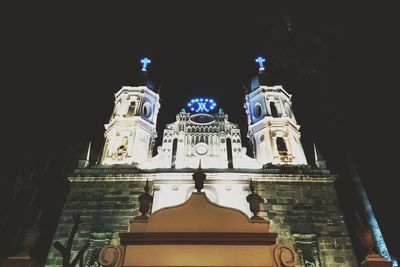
[187, 98, 217, 113]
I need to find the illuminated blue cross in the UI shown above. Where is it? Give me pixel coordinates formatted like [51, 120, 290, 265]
[140, 57, 151, 72]
[255, 56, 266, 72]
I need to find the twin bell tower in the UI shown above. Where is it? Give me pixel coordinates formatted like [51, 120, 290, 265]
[99, 56, 308, 169]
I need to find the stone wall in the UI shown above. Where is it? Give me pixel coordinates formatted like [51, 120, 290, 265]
[46, 175, 358, 267]
[257, 181, 358, 267]
[45, 180, 147, 267]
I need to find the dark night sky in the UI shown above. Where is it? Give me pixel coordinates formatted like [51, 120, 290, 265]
[2, 3, 398, 259]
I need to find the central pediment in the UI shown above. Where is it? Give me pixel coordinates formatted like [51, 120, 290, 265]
[128, 192, 269, 234]
[99, 192, 297, 267]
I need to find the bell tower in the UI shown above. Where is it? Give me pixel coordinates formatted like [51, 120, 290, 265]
[244, 63, 307, 165]
[100, 86, 160, 165]
[100, 58, 160, 166]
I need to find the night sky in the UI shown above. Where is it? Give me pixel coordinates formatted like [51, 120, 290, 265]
[2, 3, 398, 261]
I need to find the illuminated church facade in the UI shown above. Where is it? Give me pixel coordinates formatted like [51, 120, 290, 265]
[45, 65, 361, 266]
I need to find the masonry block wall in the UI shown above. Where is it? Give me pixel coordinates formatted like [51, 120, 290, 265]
[45, 180, 148, 267]
[46, 173, 357, 267]
[257, 181, 358, 267]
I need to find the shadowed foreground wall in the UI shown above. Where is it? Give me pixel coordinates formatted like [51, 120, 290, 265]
[46, 169, 357, 267]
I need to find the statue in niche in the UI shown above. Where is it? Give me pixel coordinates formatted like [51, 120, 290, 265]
[83, 232, 112, 267]
[293, 234, 321, 267]
[112, 137, 129, 160]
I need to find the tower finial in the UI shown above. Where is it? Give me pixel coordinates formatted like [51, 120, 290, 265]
[77, 141, 91, 168]
[193, 160, 206, 192]
[249, 179, 255, 194]
[313, 143, 327, 169]
[255, 56, 266, 73]
[140, 57, 152, 72]
[135, 179, 153, 220]
[85, 141, 91, 162]
[144, 179, 150, 193]
[246, 179, 265, 221]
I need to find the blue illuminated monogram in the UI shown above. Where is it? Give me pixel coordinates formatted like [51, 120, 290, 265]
[255, 56, 266, 71]
[187, 98, 217, 113]
[140, 57, 151, 72]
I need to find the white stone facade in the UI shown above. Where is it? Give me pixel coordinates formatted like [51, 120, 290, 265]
[245, 85, 307, 165]
[100, 84, 307, 169]
[143, 110, 261, 169]
[100, 86, 160, 165]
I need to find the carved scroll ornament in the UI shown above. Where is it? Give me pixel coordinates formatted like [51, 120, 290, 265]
[98, 245, 124, 267]
[273, 244, 298, 267]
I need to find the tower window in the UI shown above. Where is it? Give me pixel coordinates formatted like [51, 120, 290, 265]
[142, 102, 152, 118]
[270, 102, 279, 118]
[127, 102, 136, 117]
[226, 138, 233, 168]
[276, 137, 288, 154]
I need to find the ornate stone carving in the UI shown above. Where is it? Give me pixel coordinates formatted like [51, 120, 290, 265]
[98, 245, 124, 267]
[84, 232, 113, 267]
[134, 180, 153, 220]
[293, 234, 321, 267]
[273, 244, 298, 267]
[246, 179, 265, 221]
[112, 145, 128, 160]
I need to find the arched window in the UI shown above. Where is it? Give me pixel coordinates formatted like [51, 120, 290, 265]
[270, 102, 279, 118]
[127, 102, 136, 117]
[276, 137, 288, 154]
[171, 139, 178, 168]
[226, 138, 233, 168]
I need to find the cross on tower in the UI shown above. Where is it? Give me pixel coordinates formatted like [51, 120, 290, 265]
[140, 57, 152, 72]
[255, 56, 266, 72]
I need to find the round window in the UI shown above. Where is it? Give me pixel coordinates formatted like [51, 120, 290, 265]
[195, 143, 208, 156]
[142, 102, 152, 118]
[254, 102, 263, 118]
